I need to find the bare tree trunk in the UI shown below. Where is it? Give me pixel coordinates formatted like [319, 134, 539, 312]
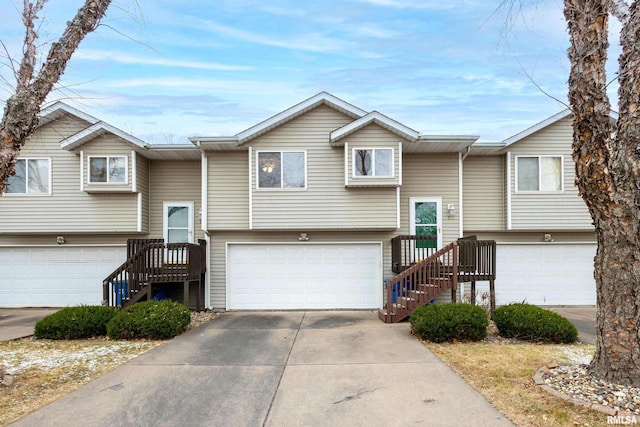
[565, 0, 640, 386]
[0, 0, 112, 194]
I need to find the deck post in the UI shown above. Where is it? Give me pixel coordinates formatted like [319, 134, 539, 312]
[489, 278, 496, 312]
[470, 280, 476, 305]
[183, 280, 189, 309]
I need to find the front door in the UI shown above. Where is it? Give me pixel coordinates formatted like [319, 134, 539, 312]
[410, 197, 442, 259]
[163, 202, 195, 244]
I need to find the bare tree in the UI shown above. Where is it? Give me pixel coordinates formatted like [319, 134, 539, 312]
[564, 0, 640, 385]
[0, 0, 112, 194]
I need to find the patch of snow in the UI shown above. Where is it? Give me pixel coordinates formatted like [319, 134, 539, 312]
[0, 342, 152, 375]
[560, 346, 593, 365]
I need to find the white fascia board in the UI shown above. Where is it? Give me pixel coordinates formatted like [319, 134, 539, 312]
[235, 92, 367, 144]
[60, 122, 147, 151]
[38, 101, 99, 127]
[330, 111, 419, 145]
[501, 109, 572, 147]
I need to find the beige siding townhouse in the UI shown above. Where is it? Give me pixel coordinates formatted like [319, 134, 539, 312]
[0, 93, 597, 311]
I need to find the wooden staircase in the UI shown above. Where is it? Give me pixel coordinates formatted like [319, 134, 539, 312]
[102, 238, 207, 310]
[379, 242, 458, 323]
[379, 236, 496, 323]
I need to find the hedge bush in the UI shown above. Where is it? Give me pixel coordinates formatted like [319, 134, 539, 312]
[409, 303, 488, 343]
[34, 305, 117, 340]
[106, 300, 191, 340]
[492, 303, 578, 343]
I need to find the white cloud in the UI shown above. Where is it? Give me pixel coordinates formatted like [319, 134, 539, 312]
[194, 19, 355, 53]
[74, 50, 254, 71]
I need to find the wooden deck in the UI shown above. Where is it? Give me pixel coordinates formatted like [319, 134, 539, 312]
[103, 238, 207, 310]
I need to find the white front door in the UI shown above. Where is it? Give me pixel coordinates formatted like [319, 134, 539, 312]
[163, 202, 195, 244]
[409, 197, 442, 258]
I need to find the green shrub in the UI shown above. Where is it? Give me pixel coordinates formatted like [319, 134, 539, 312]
[492, 303, 578, 343]
[34, 305, 117, 340]
[106, 300, 191, 340]
[409, 303, 488, 343]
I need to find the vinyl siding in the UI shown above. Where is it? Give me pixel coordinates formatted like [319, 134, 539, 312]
[0, 117, 138, 233]
[0, 234, 134, 246]
[345, 124, 402, 187]
[136, 155, 150, 233]
[508, 117, 593, 230]
[149, 160, 203, 240]
[400, 154, 461, 244]
[463, 156, 504, 231]
[250, 106, 397, 230]
[207, 151, 249, 230]
[463, 231, 596, 243]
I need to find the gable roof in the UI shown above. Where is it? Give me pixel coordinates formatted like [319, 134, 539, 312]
[470, 109, 620, 155]
[60, 121, 148, 151]
[500, 109, 572, 147]
[37, 101, 201, 159]
[192, 92, 478, 153]
[235, 92, 367, 144]
[38, 101, 100, 127]
[330, 111, 419, 145]
[191, 92, 368, 149]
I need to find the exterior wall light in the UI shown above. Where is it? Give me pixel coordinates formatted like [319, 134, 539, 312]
[56, 236, 65, 244]
[447, 204, 456, 217]
[298, 233, 310, 241]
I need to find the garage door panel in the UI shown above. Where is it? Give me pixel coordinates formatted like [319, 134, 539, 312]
[227, 243, 381, 310]
[0, 247, 126, 307]
[494, 244, 596, 306]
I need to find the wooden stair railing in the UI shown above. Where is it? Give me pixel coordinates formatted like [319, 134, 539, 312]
[102, 239, 207, 309]
[379, 242, 458, 323]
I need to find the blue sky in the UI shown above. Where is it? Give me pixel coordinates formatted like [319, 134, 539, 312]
[0, 0, 622, 144]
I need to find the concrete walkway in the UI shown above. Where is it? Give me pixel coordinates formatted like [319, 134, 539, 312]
[11, 311, 512, 427]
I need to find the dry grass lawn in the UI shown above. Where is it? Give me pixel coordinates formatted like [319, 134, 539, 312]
[425, 341, 608, 426]
[0, 339, 160, 426]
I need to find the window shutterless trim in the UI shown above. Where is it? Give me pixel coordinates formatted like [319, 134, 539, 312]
[514, 155, 564, 193]
[87, 155, 129, 184]
[255, 150, 307, 190]
[351, 147, 395, 178]
[3, 157, 52, 196]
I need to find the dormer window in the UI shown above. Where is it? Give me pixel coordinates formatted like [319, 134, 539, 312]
[353, 148, 393, 177]
[89, 156, 127, 184]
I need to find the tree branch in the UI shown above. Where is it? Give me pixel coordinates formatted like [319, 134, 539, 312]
[16, 0, 45, 91]
[607, 0, 629, 22]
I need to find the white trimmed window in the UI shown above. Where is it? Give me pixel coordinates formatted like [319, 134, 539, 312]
[5, 158, 51, 195]
[89, 156, 127, 184]
[353, 148, 393, 177]
[257, 151, 306, 189]
[516, 155, 563, 192]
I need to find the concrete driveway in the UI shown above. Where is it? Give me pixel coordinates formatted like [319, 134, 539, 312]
[11, 311, 512, 427]
[0, 308, 59, 341]
[548, 307, 596, 345]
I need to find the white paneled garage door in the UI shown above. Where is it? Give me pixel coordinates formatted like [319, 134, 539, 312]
[227, 243, 382, 310]
[0, 247, 125, 307]
[494, 243, 596, 305]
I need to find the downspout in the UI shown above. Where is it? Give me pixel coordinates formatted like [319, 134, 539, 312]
[194, 139, 211, 309]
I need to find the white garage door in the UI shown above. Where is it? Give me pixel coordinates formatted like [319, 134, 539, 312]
[227, 243, 382, 310]
[0, 247, 125, 307]
[494, 243, 596, 305]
